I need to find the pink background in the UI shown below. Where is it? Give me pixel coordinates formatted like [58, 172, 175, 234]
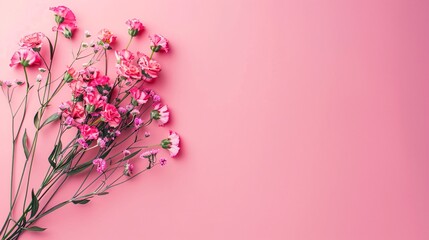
[1, 0, 429, 239]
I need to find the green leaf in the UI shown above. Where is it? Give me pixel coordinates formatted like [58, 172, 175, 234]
[24, 226, 46, 232]
[72, 199, 90, 204]
[33, 111, 41, 128]
[48, 141, 62, 169]
[47, 37, 54, 60]
[22, 130, 30, 159]
[30, 190, 39, 218]
[40, 113, 60, 129]
[67, 161, 93, 176]
[123, 150, 141, 162]
[100, 147, 113, 159]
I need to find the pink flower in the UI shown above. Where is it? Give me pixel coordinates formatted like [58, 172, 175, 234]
[89, 76, 111, 87]
[79, 124, 99, 140]
[98, 29, 117, 44]
[77, 138, 88, 149]
[151, 104, 169, 126]
[97, 138, 106, 148]
[161, 131, 180, 157]
[140, 149, 159, 158]
[116, 62, 142, 80]
[134, 118, 143, 129]
[62, 101, 86, 123]
[93, 158, 106, 173]
[102, 104, 121, 127]
[137, 53, 161, 82]
[124, 162, 134, 176]
[123, 150, 131, 157]
[81, 67, 101, 81]
[115, 49, 134, 64]
[126, 18, 144, 36]
[129, 87, 149, 105]
[50, 6, 77, 38]
[19, 32, 45, 50]
[84, 91, 105, 112]
[149, 34, 169, 53]
[10, 48, 41, 68]
[159, 158, 167, 166]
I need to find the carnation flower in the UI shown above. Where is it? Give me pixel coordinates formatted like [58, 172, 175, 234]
[19, 32, 45, 50]
[79, 124, 99, 140]
[116, 62, 142, 80]
[129, 87, 149, 105]
[134, 118, 143, 129]
[126, 18, 144, 37]
[161, 131, 180, 157]
[140, 149, 159, 158]
[10, 48, 41, 68]
[151, 104, 169, 126]
[137, 53, 161, 82]
[98, 29, 117, 45]
[115, 49, 134, 64]
[50, 6, 77, 38]
[101, 104, 121, 127]
[92, 158, 106, 173]
[149, 34, 169, 53]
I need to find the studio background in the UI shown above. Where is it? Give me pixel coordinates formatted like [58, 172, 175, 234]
[0, 0, 429, 239]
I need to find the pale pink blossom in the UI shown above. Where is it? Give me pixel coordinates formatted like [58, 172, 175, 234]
[10, 48, 41, 68]
[77, 138, 88, 149]
[134, 118, 143, 129]
[19, 32, 45, 49]
[97, 138, 106, 148]
[116, 62, 142, 80]
[140, 149, 159, 158]
[126, 18, 144, 36]
[101, 104, 121, 127]
[149, 34, 169, 53]
[115, 49, 134, 63]
[161, 131, 180, 157]
[124, 162, 134, 176]
[137, 53, 161, 82]
[93, 158, 106, 173]
[151, 104, 169, 126]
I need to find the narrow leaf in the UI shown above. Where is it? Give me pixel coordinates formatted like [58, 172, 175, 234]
[33, 111, 41, 128]
[22, 130, 30, 159]
[24, 226, 46, 232]
[67, 161, 93, 176]
[47, 37, 54, 60]
[123, 150, 141, 162]
[48, 141, 62, 169]
[40, 113, 60, 129]
[72, 199, 90, 204]
[97, 192, 109, 196]
[30, 190, 39, 218]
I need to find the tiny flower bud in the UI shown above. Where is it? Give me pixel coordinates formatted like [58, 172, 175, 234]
[38, 68, 47, 72]
[85, 30, 91, 38]
[36, 74, 43, 82]
[81, 42, 89, 48]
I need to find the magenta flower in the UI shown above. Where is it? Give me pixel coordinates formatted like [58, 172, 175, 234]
[123, 150, 131, 157]
[161, 131, 180, 157]
[151, 104, 169, 126]
[19, 32, 45, 50]
[10, 48, 41, 68]
[134, 117, 143, 129]
[159, 158, 167, 166]
[92, 158, 106, 173]
[124, 162, 134, 176]
[149, 34, 169, 53]
[79, 124, 99, 140]
[126, 18, 144, 37]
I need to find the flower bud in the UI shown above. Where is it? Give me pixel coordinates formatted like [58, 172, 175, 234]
[128, 29, 138, 37]
[55, 15, 64, 24]
[63, 72, 73, 83]
[150, 110, 161, 120]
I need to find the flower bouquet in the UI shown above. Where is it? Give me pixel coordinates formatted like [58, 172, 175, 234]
[0, 6, 180, 240]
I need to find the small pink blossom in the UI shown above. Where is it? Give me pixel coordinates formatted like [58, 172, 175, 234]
[149, 34, 169, 53]
[126, 18, 144, 36]
[10, 48, 41, 68]
[134, 118, 143, 129]
[160, 158, 167, 166]
[129, 87, 149, 105]
[98, 29, 117, 44]
[137, 53, 161, 82]
[161, 131, 180, 157]
[151, 104, 169, 126]
[97, 138, 106, 148]
[64, 116, 73, 125]
[102, 104, 121, 127]
[93, 158, 106, 173]
[19, 32, 45, 49]
[123, 150, 131, 157]
[77, 138, 88, 149]
[115, 130, 121, 136]
[124, 162, 134, 176]
[144, 131, 151, 137]
[140, 149, 159, 158]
